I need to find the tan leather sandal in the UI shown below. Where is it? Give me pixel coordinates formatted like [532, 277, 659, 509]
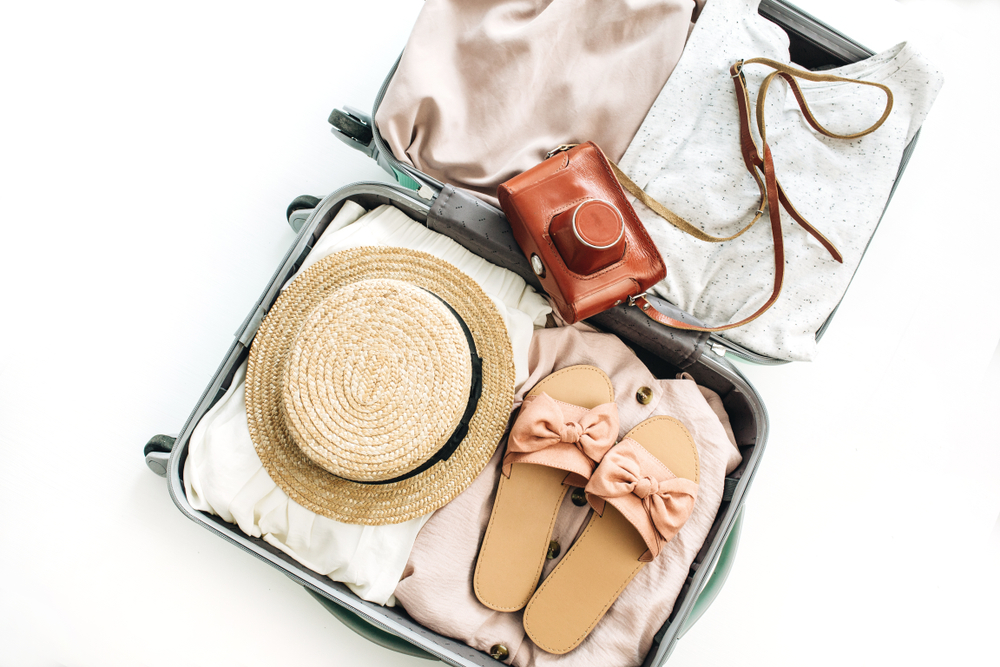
[522, 416, 700, 654]
[473, 365, 619, 612]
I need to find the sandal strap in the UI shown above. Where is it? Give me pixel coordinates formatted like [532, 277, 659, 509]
[503, 393, 619, 481]
[585, 438, 698, 561]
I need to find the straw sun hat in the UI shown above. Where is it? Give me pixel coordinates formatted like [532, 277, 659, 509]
[245, 246, 515, 525]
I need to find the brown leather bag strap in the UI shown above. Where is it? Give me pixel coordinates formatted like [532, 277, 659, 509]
[745, 57, 891, 263]
[620, 58, 892, 332]
[609, 160, 766, 244]
[631, 103, 787, 332]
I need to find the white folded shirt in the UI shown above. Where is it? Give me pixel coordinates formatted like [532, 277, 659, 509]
[184, 202, 551, 604]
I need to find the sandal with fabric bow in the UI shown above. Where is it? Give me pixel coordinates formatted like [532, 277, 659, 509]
[523, 416, 700, 654]
[474, 365, 619, 612]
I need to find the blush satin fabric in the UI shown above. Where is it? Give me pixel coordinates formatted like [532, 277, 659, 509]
[392, 324, 742, 666]
[375, 0, 702, 205]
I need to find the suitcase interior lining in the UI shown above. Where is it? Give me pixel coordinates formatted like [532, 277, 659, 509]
[168, 183, 765, 667]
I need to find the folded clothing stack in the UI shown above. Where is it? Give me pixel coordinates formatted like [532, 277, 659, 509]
[378, 0, 944, 362]
[183, 202, 744, 665]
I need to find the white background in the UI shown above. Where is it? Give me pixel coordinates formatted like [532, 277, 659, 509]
[1, 0, 998, 665]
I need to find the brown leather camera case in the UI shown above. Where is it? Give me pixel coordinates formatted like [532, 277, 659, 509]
[497, 142, 666, 323]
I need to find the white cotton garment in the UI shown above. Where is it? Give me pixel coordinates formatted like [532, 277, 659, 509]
[184, 202, 551, 605]
[618, 0, 943, 361]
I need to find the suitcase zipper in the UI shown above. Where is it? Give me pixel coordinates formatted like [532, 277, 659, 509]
[708, 336, 790, 365]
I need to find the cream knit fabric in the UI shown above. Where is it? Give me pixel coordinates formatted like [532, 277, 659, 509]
[618, 0, 943, 360]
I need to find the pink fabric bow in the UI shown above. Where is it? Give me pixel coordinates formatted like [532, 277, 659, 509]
[503, 392, 619, 479]
[586, 441, 698, 560]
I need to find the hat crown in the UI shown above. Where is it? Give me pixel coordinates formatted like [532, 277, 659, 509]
[281, 278, 473, 482]
[246, 245, 515, 525]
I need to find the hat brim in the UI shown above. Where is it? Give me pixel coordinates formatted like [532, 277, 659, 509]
[245, 246, 515, 525]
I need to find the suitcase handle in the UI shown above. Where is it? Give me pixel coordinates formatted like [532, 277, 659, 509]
[143, 434, 176, 477]
[678, 504, 745, 637]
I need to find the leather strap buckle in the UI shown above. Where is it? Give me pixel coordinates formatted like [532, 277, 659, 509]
[627, 292, 648, 307]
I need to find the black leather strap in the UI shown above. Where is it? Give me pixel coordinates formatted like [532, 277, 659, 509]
[361, 293, 483, 485]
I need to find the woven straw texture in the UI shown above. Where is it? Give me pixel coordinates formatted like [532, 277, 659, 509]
[283, 279, 472, 482]
[246, 246, 515, 525]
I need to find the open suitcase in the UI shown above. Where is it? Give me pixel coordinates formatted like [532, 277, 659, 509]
[143, 1, 925, 664]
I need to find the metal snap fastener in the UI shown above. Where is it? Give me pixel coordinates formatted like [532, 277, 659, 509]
[489, 643, 510, 660]
[636, 386, 653, 405]
[546, 540, 561, 560]
[530, 254, 545, 277]
[571, 488, 588, 506]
